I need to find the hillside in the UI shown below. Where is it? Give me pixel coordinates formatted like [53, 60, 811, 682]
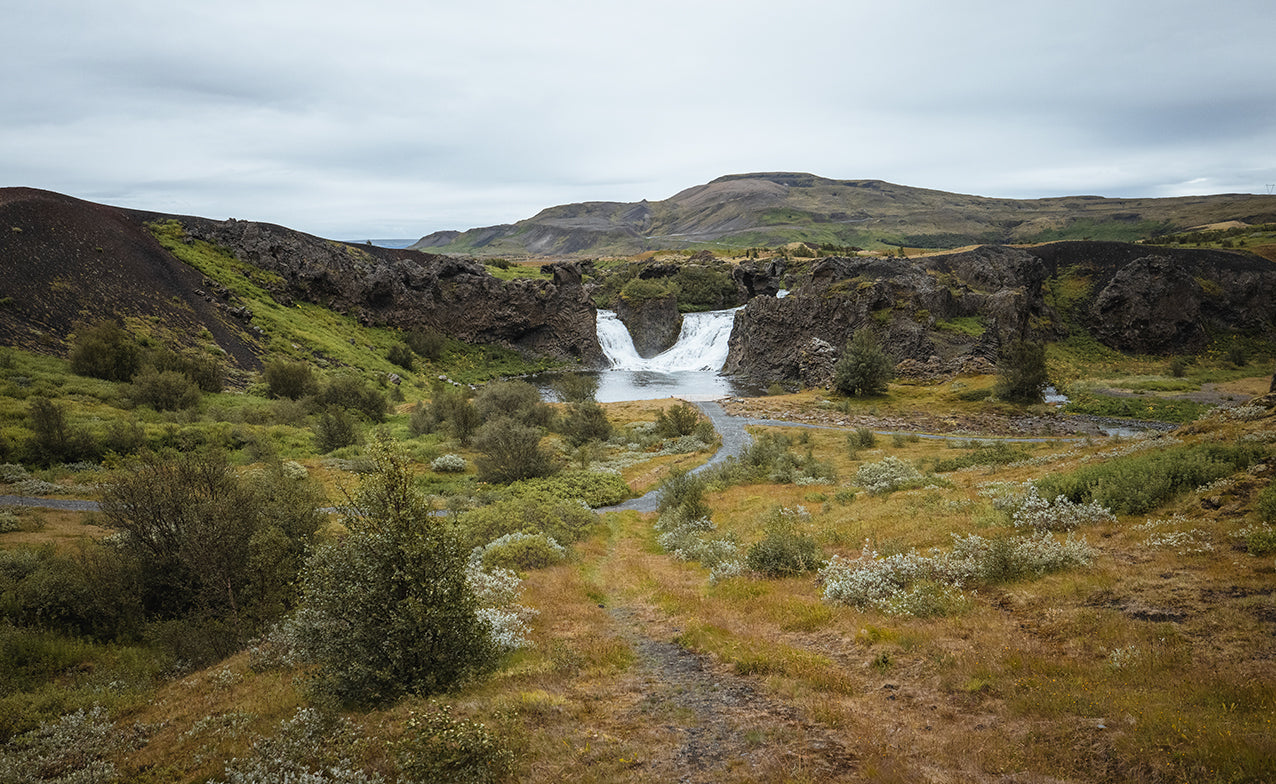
[411, 172, 1276, 257]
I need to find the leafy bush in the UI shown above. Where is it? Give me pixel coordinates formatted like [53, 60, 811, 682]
[68, 320, 141, 382]
[472, 417, 557, 484]
[1257, 480, 1276, 524]
[0, 510, 19, 533]
[473, 380, 551, 429]
[405, 328, 447, 360]
[1035, 443, 1267, 515]
[314, 408, 360, 454]
[561, 401, 612, 447]
[475, 532, 566, 571]
[263, 360, 317, 400]
[0, 706, 146, 783]
[657, 468, 710, 520]
[129, 367, 201, 411]
[848, 428, 878, 450]
[833, 329, 892, 397]
[387, 342, 415, 371]
[855, 456, 928, 495]
[291, 435, 498, 707]
[315, 374, 387, 422]
[655, 403, 701, 438]
[994, 339, 1048, 404]
[1009, 486, 1117, 531]
[456, 490, 599, 551]
[618, 276, 675, 303]
[507, 470, 630, 508]
[395, 705, 515, 784]
[431, 453, 468, 473]
[212, 707, 382, 784]
[415, 386, 481, 444]
[1233, 523, 1276, 556]
[746, 507, 824, 577]
[23, 399, 100, 467]
[551, 373, 599, 403]
[931, 441, 1029, 472]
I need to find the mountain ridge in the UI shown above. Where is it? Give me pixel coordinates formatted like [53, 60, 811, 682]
[411, 172, 1276, 257]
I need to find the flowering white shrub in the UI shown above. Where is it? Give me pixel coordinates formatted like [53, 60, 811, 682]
[1223, 404, 1267, 421]
[473, 531, 566, 571]
[0, 706, 146, 784]
[854, 456, 927, 495]
[465, 553, 536, 651]
[1011, 487, 1117, 531]
[1135, 514, 1215, 554]
[430, 453, 467, 473]
[213, 708, 384, 784]
[821, 532, 1094, 616]
[281, 460, 309, 480]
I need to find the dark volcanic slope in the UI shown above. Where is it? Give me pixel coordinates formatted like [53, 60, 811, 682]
[0, 188, 262, 367]
[413, 172, 1276, 257]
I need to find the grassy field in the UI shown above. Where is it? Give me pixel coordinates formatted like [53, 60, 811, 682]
[3, 366, 1275, 782]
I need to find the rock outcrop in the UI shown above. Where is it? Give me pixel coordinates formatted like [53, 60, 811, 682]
[725, 242, 1276, 386]
[166, 216, 605, 365]
[615, 294, 682, 358]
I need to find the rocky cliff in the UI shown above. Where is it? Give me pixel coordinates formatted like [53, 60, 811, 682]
[725, 242, 1276, 386]
[615, 294, 681, 357]
[149, 215, 605, 365]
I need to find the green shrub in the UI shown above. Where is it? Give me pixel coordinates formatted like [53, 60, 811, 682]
[406, 328, 447, 360]
[994, 339, 1048, 404]
[456, 490, 599, 551]
[551, 373, 599, 403]
[129, 368, 201, 411]
[472, 417, 557, 484]
[746, 507, 824, 577]
[619, 276, 675, 303]
[931, 441, 1030, 472]
[315, 374, 387, 422]
[387, 342, 415, 371]
[1257, 481, 1276, 524]
[473, 380, 551, 428]
[508, 470, 630, 508]
[211, 707, 379, 784]
[313, 408, 359, 453]
[657, 468, 710, 520]
[561, 400, 612, 446]
[23, 399, 100, 467]
[848, 428, 877, 450]
[655, 403, 701, 438]
[476, 532, 566, 571]
[395, 704, 515, 784]
[149, 347, 223, 393]
[68, 320, 141, 382]
[263, 360, 317, 400]
[833, 329, 892, 397]
[292, 436, 498, 707]
[1035, 443, 1267, 515]
[420, 386, 481, 444]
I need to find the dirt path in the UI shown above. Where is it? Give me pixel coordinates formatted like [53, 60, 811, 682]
[607, 606, 856, 782]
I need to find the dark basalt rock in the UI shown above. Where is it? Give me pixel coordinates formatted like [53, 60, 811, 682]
[615, 294, 682, 358]
[169, 217, 605, 365]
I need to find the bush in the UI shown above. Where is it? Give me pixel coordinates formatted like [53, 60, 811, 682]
[405, 328, 447, 360]
[1035, 443, 1267, 515]
[0, 706, 146, 783]
[472, 417, 558, 484]
[315, 375, 387, 422]
[507, 470, 630, 508]
[456, 490, 599, 551]
[657, 468, 710, 520]
[994, 339, 1048, 404]
[212, 707, 382, 784]
[746, 507, 824, 577]
[1257, 481, 1276, 524]
[848, 428, 877, 450]
[551, 373, 599, 403]
[314, 408, 359, 454]
[431, 453, 468, 473]
[291, 435, 498, 707]
[129, 367, 201, 411]
[263, 360, 317, 400]
[473, 380, 551, 429]
[833, 329, 892, 397]
[395, 705, 515, 784]
[1009, 487, 1117, 532]
[421, 386, 482, 444]
[387, 343, 415, 371]
[655, 403, 701, 438]
[931, 441, 1029, 473]
[475, 532, 566, 571]
[561, 401, 612, 447]
[23, 399, 100, 467]
[68, 320, 141, 381]
[855, 456, 927, 495]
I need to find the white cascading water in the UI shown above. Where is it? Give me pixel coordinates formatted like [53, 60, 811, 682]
[596, 308, 741, 372]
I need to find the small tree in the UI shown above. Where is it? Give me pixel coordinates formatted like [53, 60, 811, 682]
[69, 320, 141, 381]
[832, 329, 892, 397]
[291, 434, 498, 707]
[994, 339, 1048, 404]
[263, 360, 317, 400]
[561, 400, 612, 447]
[472, 417, 558, 484]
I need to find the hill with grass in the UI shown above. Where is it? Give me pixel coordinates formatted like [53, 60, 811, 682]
[410, 172, 1276, 257]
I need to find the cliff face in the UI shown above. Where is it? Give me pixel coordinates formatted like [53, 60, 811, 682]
[615, 294, 682, 358]
[167, 216, 605, 365]
[725, 243, 1276, 385]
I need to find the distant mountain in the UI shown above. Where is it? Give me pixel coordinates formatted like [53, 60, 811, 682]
[411, 172, 1276, 257]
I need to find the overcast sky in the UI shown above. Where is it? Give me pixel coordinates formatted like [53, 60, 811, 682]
[3, 0, 1273, 240]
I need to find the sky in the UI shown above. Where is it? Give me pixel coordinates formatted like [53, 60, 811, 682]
[2, 0, 1274, 240]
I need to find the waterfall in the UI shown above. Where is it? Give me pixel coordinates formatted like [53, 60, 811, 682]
[596, 308, 740, 373]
